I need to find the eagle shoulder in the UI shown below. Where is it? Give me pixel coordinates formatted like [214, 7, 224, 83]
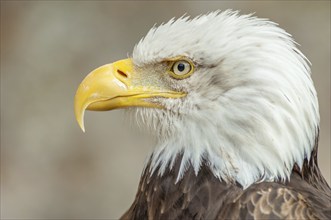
[121, 155, 331, 220]
[227, 181, 330, 220]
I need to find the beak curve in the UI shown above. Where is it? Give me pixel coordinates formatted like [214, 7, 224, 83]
[74, 58, 185, 132]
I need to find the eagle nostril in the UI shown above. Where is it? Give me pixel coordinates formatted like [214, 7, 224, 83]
[117, 69, 128, 78]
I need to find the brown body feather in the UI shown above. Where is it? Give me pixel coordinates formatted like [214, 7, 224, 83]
[121, 141, 331, 220]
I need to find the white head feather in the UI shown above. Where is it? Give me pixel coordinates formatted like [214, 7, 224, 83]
[130, 10, 319, 188]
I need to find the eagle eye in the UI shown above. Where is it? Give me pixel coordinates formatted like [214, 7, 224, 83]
[169, 59, 194, 79]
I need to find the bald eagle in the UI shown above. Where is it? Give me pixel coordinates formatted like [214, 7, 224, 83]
[75, 11, 330, 219]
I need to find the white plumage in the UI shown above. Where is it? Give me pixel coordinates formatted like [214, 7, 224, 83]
[75, 10, 330, 219]
[131, 10, 319, 188]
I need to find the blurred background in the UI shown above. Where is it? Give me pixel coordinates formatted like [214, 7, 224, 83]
[1, 1, 330, 219]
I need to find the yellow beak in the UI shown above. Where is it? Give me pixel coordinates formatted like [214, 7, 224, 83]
[74, 58, 185, 132]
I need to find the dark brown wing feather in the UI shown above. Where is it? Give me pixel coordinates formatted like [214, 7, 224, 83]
[230, 176, 330, 220]
[121, 144, 331, 220]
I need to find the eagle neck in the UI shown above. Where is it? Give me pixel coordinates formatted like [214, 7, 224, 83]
[121, 154, 243, 220]
[292, 136, 331, 194]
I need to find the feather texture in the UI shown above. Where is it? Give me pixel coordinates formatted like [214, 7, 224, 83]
[120, 10, 329, 219]
[129, 10, 319, 187]
[121, 142, 330, 219]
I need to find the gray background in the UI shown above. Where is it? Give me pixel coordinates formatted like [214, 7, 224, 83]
[1, 1, 330, 219]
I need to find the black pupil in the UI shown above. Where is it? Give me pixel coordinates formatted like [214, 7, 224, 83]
[177, 63, 185, 72]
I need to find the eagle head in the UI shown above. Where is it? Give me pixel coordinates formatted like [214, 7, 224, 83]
[75, 10, 319, 187]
